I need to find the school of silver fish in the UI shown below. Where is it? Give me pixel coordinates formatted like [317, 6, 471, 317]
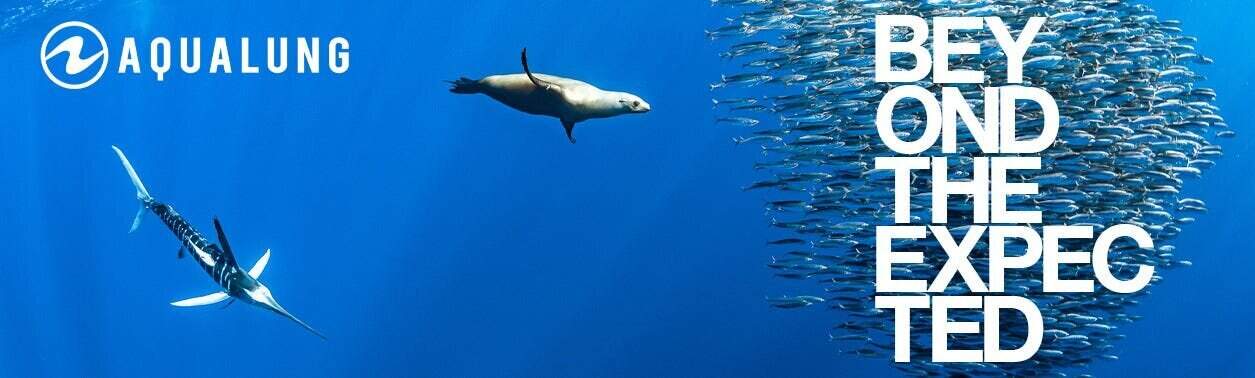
[711, 0, 1232, 376]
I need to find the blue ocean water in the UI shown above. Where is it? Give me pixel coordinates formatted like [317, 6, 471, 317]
[0, 1, 1253, 377]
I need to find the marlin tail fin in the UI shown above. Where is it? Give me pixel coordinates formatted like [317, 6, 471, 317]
[111, 146, 152, 233]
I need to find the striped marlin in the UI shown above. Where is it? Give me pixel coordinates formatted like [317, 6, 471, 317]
[111, 146, 325, 339]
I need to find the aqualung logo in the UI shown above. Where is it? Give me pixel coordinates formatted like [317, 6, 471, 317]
[40, 21, 350, 90]
[41, 21, 109, 90]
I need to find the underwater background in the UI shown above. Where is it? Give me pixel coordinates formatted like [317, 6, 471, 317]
[0, 0, 1253, 377]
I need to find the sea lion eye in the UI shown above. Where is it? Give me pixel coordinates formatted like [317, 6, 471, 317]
[633, 101, 640, 107]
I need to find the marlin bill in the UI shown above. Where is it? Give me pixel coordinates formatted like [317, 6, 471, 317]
[111, 145, 325, 339]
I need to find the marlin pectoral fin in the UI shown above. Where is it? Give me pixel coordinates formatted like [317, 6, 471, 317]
[562, 121, 577, 144]
[177, 246, 185, 259]
[220, 299, 235, 309]
[170, 292, 229, 307]
[248, 249, 271, 279]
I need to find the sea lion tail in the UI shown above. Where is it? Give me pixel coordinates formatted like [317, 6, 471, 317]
[447, 77, 480, 94]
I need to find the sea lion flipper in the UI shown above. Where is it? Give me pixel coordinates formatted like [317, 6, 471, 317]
[521, 48, 539, 86]
[521, 48, 556, 92]
[563, 121, 577, 144]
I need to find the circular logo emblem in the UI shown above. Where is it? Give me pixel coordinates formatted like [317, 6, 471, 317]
[41, 21, 109, 90]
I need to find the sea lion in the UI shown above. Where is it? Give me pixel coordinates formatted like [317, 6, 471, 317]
[449, 49, 651, 143]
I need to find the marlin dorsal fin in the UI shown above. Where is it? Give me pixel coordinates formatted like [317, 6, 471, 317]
[213, 217, 236, 259]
